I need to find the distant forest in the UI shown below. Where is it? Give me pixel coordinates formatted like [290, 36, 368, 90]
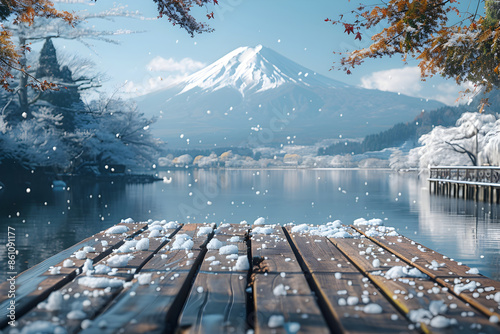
[318, 91, 500, 156]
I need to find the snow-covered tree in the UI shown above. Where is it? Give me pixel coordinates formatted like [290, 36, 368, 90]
[407, 112, 500, 168]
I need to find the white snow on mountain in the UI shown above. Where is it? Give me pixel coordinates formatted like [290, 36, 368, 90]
[179, 45, 346, 96]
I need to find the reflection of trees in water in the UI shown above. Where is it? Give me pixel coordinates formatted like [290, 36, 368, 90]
[405, 175, 500, 281]
[0, 180, 129, 280]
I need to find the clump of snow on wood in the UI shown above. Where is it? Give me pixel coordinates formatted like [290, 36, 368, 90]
[197, 226, 213, 236]
[207, 238, 224, 250]
[78, 277, 124, 288]
[233, 255, 250, 270]
[171, 234, 194, 250]
[94, 264, 112, 275]
[268, 315, 285, 328]
[74, 250, 87, 260]
[254, 217, 266, 225]
[289, 221, 355, 238]
[454, 281, 477, 294]
[273, 284, 287, 296]
[466, 268, 479, 275]
[82, 259, 94, 274]
[252, 226, 274, 235]
[67, 310, 87, 320]
[107, 225, 130, 234]
[63, 259, 75, 268]
[137, 273, 152, 285]
[135, 238, 150, 251]
[165, 221, 180, 229]
[121, 218, 134, 224]
[38, 291, 63, 311]
[363, 303, 383, 314]
[219, 245, 239, 255]
[117, 240, 138, 253]
[229, 236, 240, 242]
[353, 218, 383, 226]
[107, 254, 134, 267]
[385, 266, 428, 279]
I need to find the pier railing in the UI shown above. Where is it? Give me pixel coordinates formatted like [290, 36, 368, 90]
[429, 166, 500, 202]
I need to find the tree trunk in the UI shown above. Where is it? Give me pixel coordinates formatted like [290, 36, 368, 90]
[17, 37, 29, 118]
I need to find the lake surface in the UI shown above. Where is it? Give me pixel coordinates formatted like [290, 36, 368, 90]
[1, 169, 499, 281]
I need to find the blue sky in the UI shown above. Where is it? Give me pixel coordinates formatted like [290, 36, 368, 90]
[51, 0, 479, 106]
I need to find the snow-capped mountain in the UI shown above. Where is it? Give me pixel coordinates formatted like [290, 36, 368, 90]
[179, 45, 345, 96]
[136, 45, 444, 148]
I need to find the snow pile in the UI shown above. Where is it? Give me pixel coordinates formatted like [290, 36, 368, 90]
[135, 238, 150, 251]
[273, 284, 287, 296]
[121, 218, 134, 224]
[219, 245, 239, 255]
[165, 221, 180, 229]
[252, 226, 274, 235]
[268, 315, 285, 328]
[363, 304, 383, 314]
[78, 277, 124, 288]
[197, 226, 213, 236]
[291, 224, 310, 233]
[94, 264, 112, 275]
[207, 238, 224, 250]
[385, 266, 428, 279]
[408, 300, 457, 328]
[466, 268, 479, 275]
[233, 256, 250, 271]
[353, 218, 383, 226]
[289, 221, 355, 239]
[67, 310, 87, 320]
[82, 259, 94, 274]
[63, 259, 75, 268]
[254, 217, 266, 225]
[229, 236, 240, 242]
[171, 234, 194, 250]
[116, 240, 138, 253]
[74, 250, 87, 260]
[137, 273, 152, 285]
[149, 229, 162, 238]
[107, 254, 134, 267]
[454, 281, 477, 295]
[106, 225, 130, 234]
[38, 291, 63, 311]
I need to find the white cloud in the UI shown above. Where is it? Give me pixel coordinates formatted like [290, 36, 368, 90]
[147, 56, 205, 73]
[361, 66, 423, 95]
[122, 57, 206, 97]
[360, 66, 471, 106]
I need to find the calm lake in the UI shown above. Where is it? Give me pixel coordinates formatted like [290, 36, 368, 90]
[1, 169, 499, 281]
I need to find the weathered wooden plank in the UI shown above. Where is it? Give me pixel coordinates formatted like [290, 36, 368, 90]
[329, 236, 500, 333]
[179, 227, 249, 333]
[251, 225, 329, 333]
[286, 229, 416, 333]
[251, 225, 302, 273]
[80, 223, 214, 334]
[0, 222, 147, 329]
[352, 225, 500, 321]
[253, 273, 329, 334]
[8, 223, 182, 333]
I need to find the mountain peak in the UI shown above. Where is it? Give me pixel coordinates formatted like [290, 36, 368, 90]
[179, 45, 346, 96]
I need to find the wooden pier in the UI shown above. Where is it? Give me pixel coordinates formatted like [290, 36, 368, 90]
[1, 220, 500, 333]
[429, 166, 500, 203]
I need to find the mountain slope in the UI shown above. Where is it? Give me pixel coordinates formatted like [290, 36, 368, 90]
[136, 45, 444, 148]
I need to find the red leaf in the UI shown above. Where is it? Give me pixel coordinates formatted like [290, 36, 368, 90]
[355, 32, 362, 41]
[346, 69, 351, 74]
[344, 23, 354, 35]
